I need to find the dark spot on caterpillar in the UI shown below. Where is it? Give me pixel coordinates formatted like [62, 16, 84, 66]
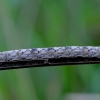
[31, 48, 38, 53]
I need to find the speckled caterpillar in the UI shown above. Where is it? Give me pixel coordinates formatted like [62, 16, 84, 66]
[0, 46, 100, 70]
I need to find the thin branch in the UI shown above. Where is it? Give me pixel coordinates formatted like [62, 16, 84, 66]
[0, 46, 100, 70]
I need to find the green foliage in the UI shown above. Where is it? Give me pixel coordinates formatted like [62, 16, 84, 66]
[0, 0, 100, 100]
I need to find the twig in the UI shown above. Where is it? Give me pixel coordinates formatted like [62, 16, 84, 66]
[0, 46, 100, 70]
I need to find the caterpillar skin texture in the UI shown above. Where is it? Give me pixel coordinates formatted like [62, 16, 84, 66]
[0, 46, 100, 62]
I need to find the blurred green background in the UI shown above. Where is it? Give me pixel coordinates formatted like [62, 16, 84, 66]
[0, 0, 100, 100]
